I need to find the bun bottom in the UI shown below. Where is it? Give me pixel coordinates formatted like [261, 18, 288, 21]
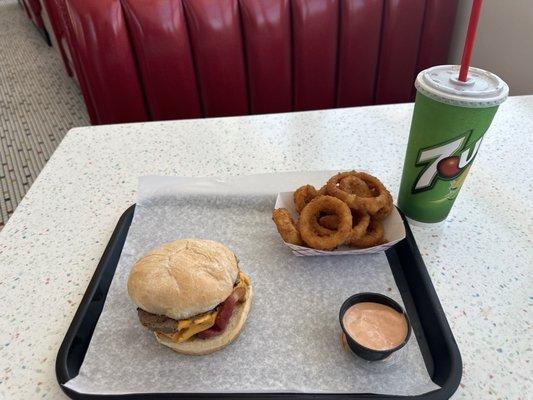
[155, 286, 253, 355]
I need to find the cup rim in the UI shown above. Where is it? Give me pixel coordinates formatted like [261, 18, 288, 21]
[339, 292, 412, 355]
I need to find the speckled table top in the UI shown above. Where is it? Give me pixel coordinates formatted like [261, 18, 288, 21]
[1, 96, 532, 399]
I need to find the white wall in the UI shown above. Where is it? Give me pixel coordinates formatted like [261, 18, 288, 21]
[448, 0, 533, 95]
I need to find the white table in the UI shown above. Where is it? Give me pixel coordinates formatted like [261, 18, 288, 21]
[1, 96, 531, 399]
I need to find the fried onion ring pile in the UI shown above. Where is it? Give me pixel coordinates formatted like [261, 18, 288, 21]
[272, 171, 394, 250]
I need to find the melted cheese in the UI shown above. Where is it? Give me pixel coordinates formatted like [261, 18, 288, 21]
[160, 272, 249, 343]
[237, 271, 250, 287]
[233, 272, 249, 301]
[161, 311, 218, 343]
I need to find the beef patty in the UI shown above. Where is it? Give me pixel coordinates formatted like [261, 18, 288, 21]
[137, 308, 179, 334]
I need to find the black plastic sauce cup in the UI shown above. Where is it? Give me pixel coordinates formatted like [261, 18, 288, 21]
[339, 292, 412, 361]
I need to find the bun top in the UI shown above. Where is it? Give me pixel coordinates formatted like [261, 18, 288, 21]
[127, 239, 239, 320]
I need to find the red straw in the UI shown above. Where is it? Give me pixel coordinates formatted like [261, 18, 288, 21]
[458, 0, 483, 81]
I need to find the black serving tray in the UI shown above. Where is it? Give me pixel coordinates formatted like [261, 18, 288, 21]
[56, 205, 462, 400]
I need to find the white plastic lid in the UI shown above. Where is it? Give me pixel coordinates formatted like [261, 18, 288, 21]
[415, 65, 508, 108]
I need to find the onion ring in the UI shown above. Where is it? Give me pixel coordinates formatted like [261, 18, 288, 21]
[341, 174, 392, 219]
[326, 171, 390, 214]
[272, 208, 303, 246]
[373, 190, 394, 220]
[299, 196, 352, 250]
[338, 175, 372, 197]
[355, 172, 393, 215]
[326, 171, 365, 208]
[293, 185, 318, 214]
[312, 210, 370, 244]
[346, 218, 384, 248]
[346, 209, 371, 243]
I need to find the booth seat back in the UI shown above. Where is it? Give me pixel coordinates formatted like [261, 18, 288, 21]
[63, 0, 458, 125]
[40, 0, 74, 76]
[22, 0, 45, 30]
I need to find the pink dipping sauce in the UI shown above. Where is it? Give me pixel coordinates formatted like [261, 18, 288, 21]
[342, 302, 408, 351]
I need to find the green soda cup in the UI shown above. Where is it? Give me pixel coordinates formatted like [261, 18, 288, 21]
[398, 65, 508, 225]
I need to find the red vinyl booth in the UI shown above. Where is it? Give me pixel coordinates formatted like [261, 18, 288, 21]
[40, 0, 74, 76]
[19, 0, 72, 69]
[21, 0, 45, 31]
[56, 0, 458, 125]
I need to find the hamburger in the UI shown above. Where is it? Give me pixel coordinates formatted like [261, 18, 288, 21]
[127, 239, 252, 355]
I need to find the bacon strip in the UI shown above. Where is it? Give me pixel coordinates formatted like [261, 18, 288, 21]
[196, 289, 244, 339]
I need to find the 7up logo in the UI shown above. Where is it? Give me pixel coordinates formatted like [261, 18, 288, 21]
[412, 129, 482, 193]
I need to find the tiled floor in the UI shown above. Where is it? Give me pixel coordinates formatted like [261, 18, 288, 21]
[0, 0, 88, 229]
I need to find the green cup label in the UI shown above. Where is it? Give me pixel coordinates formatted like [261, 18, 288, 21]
[398, 92, 499, 223]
